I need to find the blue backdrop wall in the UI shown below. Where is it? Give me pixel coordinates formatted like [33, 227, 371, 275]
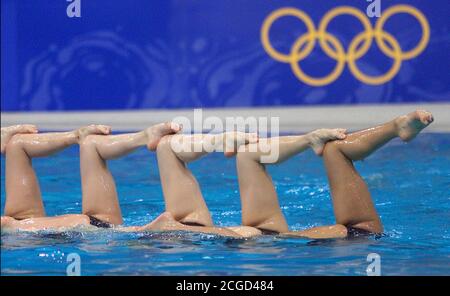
[1, 0, 449, 111]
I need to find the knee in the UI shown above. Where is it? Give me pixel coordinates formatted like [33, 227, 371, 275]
[236, 148, 254, 164]
[236, 150, 257, 170]
[5, 134, 26, 152]
[79, 134, 99, 149]
[156, 134, 174, 153]
[236, 150, 247, 162]
[322, 140, 341, 157]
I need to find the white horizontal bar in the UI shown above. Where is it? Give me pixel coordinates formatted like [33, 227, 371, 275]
[2, 103, 450, 132]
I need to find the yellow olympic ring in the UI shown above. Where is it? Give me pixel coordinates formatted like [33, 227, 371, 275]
[290, 32, 346, 87]
[348, 31, 402, 85]
[318, 6, 373, 60]
[375, 4, 430, 60]
[261, 5, 430, 86]
[261, 7, 316, 63]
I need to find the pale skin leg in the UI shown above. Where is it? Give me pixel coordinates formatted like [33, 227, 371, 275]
[2, 111, 432, 237]
[236, 129, 347, 233]
[1, 127, 254, 238]
[120, 132, 260, 238]
[282, 110, 434, 239]
[155, 132, 258, 227]
[285, 110, 434, 237]
[80, 122, 182, 225]
[2, 125, 111, 220]
[140, 130, 342, 238]
[0, 123, 181, 231]
[134, 129, 345, 237]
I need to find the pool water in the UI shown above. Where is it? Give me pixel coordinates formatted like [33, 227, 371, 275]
[1, 133, 449, 275]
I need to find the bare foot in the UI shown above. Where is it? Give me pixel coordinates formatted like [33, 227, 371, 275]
[223, 132, 259, 157]
[226, 226, 262, 238]
[142, 212, 179, 231]
[146, 122, 182, 151]
[307, 128, 347, 156]
[0, 216, 16, 231]
[395, 110, 434, 142]
[76, 124, 111, 143]
[1, 124, 38, 153]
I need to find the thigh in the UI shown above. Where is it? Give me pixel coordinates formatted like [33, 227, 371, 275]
[4, 140, 45, 219]
[236, 149, 289, 233]
[80, 137, 122, 225]
[322, 142, 382, 232]
[156, 136, 213, 226]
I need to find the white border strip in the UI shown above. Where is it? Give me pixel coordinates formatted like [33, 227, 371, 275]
[2, 103, 450, 132]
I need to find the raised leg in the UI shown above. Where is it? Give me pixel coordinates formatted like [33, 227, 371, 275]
[80, 122, 181, 225]
[280, 110, 434, 239]
[156, 132, 258, 227]
[237, 129, 347, 233]
[3, 125, 110, 220]
[321, 110, 434, 234]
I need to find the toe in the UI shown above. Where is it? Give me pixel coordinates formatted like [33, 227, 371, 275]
[428, 114, 434, 123]
[98, 125, 111, 134]
[246, 133, 259, 144]
[335, 128, 347, 139]
[24, 124, 38, 133]
[423, 112, 434, 124]
[170, 122, 182, 133]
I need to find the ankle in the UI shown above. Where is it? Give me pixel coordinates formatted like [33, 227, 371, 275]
[304, 132, 317, 147]
[136, 130, 149, 146]
[72, 130, 81, 141]
[391, 118, 404, 138]
[73, 130, 87, 145]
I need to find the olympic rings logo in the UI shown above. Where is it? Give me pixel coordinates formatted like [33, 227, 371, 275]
[261, 5, 430, 86]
